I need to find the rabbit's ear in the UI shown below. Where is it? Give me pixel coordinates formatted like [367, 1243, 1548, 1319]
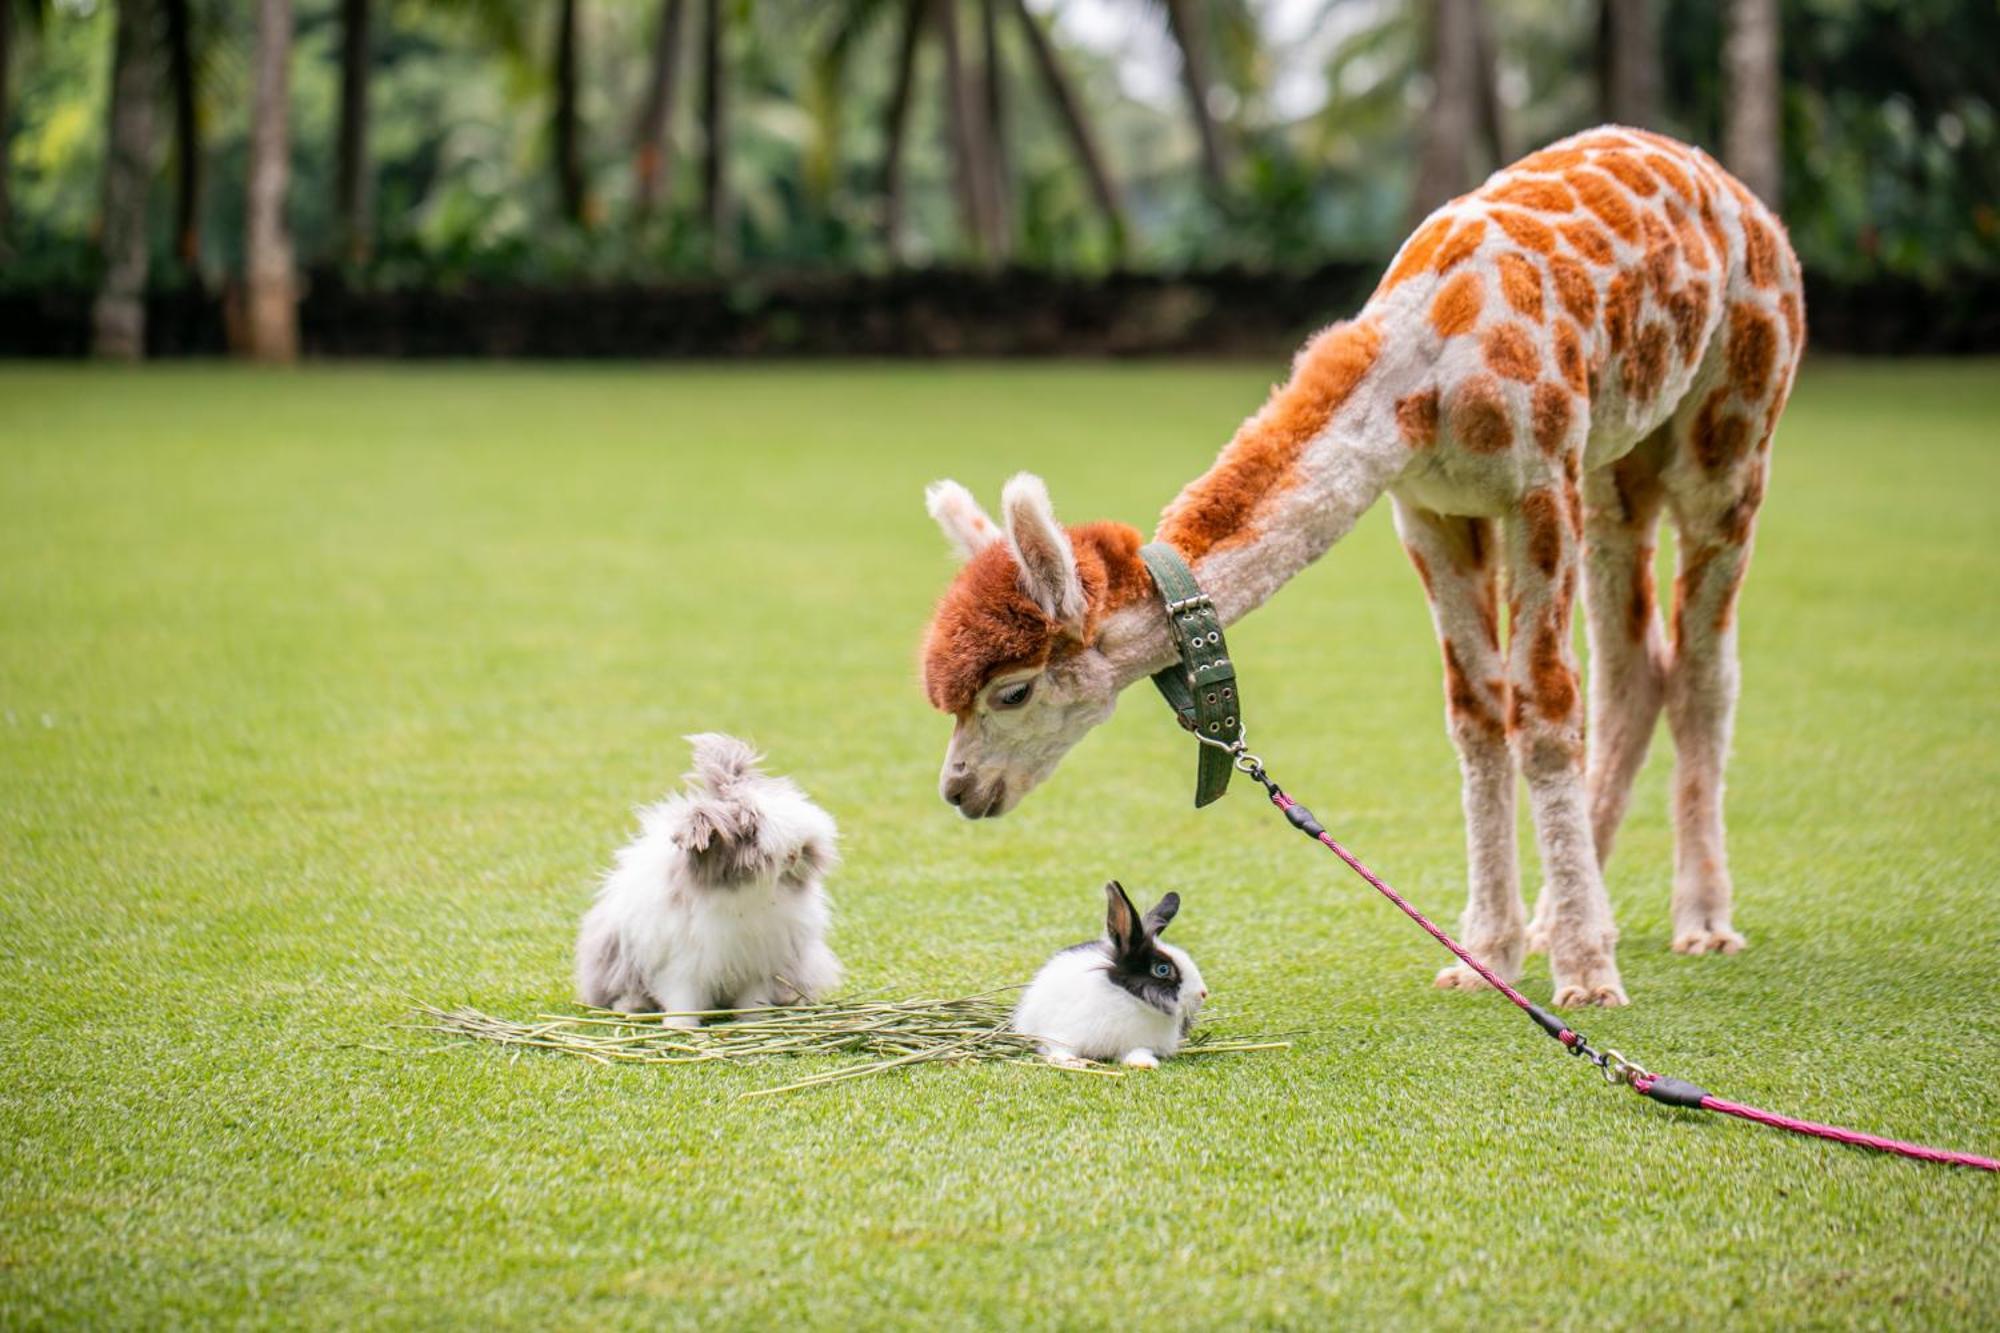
[1142, 892, 1180, 936]
[1104, 880, 1144, 954]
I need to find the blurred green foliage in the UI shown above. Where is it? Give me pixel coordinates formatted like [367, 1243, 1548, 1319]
[1, 0, 1993, 288]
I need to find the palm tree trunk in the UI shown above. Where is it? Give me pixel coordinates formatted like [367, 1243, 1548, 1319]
[336, 0, 371, 263]
[553, 0, 586, 227]
[698, 0, 729, 262]
[164, 0, 198, 274]
[1007, 0, 1124, 256]
[245, 0, 297, 362]
[633, 0, 684, 222]
[1161, 0, 1233, 193]
[1408, 0, 1481, 227]
[881, 0, 924, 260]
[1470, 0, 1506, 165]
[934, 0, 999, 260]
[1721, 0, 1780, 205]
[93, 0, 161, 361]
[0, 0, 13, 256]
[1597, 0, 1661, 127]
[979, 0, 1011, 257]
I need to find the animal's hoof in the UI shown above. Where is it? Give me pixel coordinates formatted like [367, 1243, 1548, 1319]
[1433, 964, 1490, 991]
[1672, 925, 1745, 955]
[1551, 981, 1629, 1008]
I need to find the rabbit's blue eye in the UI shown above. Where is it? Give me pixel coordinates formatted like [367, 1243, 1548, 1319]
[1150, 961, 1174, 980]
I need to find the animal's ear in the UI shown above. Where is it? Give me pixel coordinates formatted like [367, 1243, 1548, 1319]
[1002, 472, 1085, 630]
[926, 480, 1003, 562]
[1142, 892, 1180, 937]
[1104, 880, 1144, 954]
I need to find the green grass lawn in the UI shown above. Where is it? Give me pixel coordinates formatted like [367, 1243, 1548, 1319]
[2, 359, 1995, 1328]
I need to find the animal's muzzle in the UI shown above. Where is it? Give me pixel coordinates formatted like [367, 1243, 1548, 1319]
[942, 773, 1008, 819]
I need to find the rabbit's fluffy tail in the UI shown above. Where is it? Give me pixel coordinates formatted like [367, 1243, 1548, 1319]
[684, 732, 763, 792]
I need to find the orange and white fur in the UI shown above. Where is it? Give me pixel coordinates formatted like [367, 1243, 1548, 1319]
[920, 128, 1803, 1009]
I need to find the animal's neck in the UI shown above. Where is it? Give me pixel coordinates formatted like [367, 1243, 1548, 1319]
[1096, 318, 1409, 690]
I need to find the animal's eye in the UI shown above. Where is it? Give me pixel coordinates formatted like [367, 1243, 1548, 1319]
[1150, 961, 1174, 980]
[992, 680, 1034, 709]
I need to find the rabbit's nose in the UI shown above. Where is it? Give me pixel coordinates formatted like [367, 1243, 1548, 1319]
[1198, 988, 1209, 999]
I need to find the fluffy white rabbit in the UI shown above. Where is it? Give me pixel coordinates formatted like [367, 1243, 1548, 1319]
[575, 734, 841, 1026]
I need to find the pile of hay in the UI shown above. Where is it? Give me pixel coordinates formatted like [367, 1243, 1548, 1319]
[412, 989, 1289, 1098]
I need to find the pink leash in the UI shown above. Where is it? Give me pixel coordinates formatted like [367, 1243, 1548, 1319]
[1244, 764, 1997, 1172]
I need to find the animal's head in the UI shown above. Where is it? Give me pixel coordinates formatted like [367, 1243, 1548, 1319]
[920, 474, 1149, 818]
[1100, 880, 1207, 1028]
[659, 733, 839, 889]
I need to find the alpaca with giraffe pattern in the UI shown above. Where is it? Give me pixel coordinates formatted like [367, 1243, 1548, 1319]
[918, 126, 1803, 1008]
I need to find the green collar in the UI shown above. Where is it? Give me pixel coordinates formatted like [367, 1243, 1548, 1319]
[1139, 542, 1243, 807]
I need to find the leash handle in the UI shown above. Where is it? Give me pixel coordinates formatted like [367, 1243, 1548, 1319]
[1242, 755, 1998, 1173]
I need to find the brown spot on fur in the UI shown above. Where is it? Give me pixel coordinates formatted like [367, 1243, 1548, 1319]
[1604, 271, 1641, 354]
[1449, 375, 1513, 454]
[1496, 252, 1544, 320]
[1720, 464, 1766, 547]
[1553, 320, 1589, 394]
[1628, 551, 1657, 642]
[1488, 177, 1576, 213]
[1607, 448, 1656, 525]
[922, 521, 1148, 713]
[1430, 271, 1484, 338]
[1668, 199, 1710, 271]
[1406, 508, 1494, 576]
[1779, 290, 1804, 349]
[1405, 546, 1435, 595]
[1530, 381, 1573, 456]
[1443, 640, 1504, 741]
[1482, 322, 1541, 383]
[1433, 217, 1489, 274]
[1157, 321, 1384, 562]
[1378, 213, 1454, 292]
[1643, 152, 1694, 199]
[1671, 545, 1718, 649]
[1547, 254, 1595, 326]
[1569, 169, 1641, 242]
[1622, 321, 1672, 402]
[1492, 208, 1558, 255]
[1742, 215, 1780, 288]
[1559, 218, 1615, 265]
[1727, 303, 1778, 398]
[1699, 196, 1730, 272]
[1597, 151, 1659, 197]
[1397, 388, 1440, 449]
[1641, 214, 1678, 296]
[1529, 612, 1578, 722]
[1522, 489, 1564, 576]
[1575, 128, 1644, 153]
[1516, 146, 1587, 175]
[1666, 281, 1707, 365]
[1691, 390, 1751, 472]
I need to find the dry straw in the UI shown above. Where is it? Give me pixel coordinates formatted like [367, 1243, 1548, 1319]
[411, 988, 1290, 1098]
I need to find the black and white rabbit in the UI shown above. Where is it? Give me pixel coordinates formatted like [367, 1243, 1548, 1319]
[1012, 881, 1207, 1067]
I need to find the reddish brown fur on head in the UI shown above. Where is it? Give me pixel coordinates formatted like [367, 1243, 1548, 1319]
[922, 519, 1146, 715]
